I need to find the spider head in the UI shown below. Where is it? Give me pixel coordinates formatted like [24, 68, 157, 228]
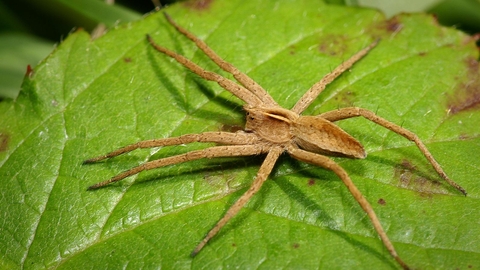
[243, 105, 297, 144]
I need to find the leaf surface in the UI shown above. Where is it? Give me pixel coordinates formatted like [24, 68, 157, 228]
[1, 1, 479, 269]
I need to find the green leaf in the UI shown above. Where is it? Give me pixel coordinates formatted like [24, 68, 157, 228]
[1, 1, 479, 269]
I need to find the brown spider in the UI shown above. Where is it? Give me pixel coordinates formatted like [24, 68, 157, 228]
[84, 12, 466, 269]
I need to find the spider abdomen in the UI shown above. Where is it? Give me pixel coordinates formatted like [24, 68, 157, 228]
[292, 116, 366, 159]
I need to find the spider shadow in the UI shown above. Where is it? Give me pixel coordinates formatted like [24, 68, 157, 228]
[189, 79, 246, 123]
[127, 152, 265, 188]
[145, 30, 245, 120]
[145, 38, 187, 112]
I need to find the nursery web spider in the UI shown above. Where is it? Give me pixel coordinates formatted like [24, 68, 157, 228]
[85, 13, 466, 269]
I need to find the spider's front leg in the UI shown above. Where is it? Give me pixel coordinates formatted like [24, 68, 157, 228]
[83, 132, 259, 163]
[87, 144, 267, 190]
[147, 35, 263, 107]
[292, 40, 379, 115]
[161, 12, 277, 107]
[84, 132, 262, 189]
[319, 107, 466, 195]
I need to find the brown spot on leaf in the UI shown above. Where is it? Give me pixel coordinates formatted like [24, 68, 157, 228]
[318, 34, 348, 56]
[394, 160, 447, 196]
[203, 171, 231, 189]
[463, 33, 480, 45]
[124, 57, 132, 63]
[183, 0, 213, 10]
[465, 56, 479, 71]
[25, 65, 34, 78]
[292, 243, 300, 249]
[289, 45, 296, 55]
[333, 91, 357, 107]
[377, 198, 386, 205]
[385, 17, 403, 33]
[307, 179, 315, 186]
[0, 133, 9, 152]
[368, 16, 403, 38]
[448, 57, 480, 114]
[458, 133, 470, 140]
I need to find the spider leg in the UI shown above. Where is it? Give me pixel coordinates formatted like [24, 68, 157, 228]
[319, 107, 466, 195]
[83, 131, 259, 163]
[191, 146, 283, 256]
[287, 146, 409, 270]
[147, 35, 263, 106]
[162, 12, 278, 107]
[88, 144, 269, 190]
[292, 40, 378, 114]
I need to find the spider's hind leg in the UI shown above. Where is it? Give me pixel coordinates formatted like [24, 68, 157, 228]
[287, 146, 410, 269]
[319, 107, 466, 195]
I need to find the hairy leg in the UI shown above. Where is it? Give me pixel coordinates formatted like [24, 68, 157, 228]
[84, 131, 259, 163]
[147, 35, 262, 106]
[319, 107, 466, 195]
[191, 146, 283, 256]
[162, 12, 277, 107]
[292, 40, 378, 114]
[88, 144, 269, 190]
[287, 146, 409, 269]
